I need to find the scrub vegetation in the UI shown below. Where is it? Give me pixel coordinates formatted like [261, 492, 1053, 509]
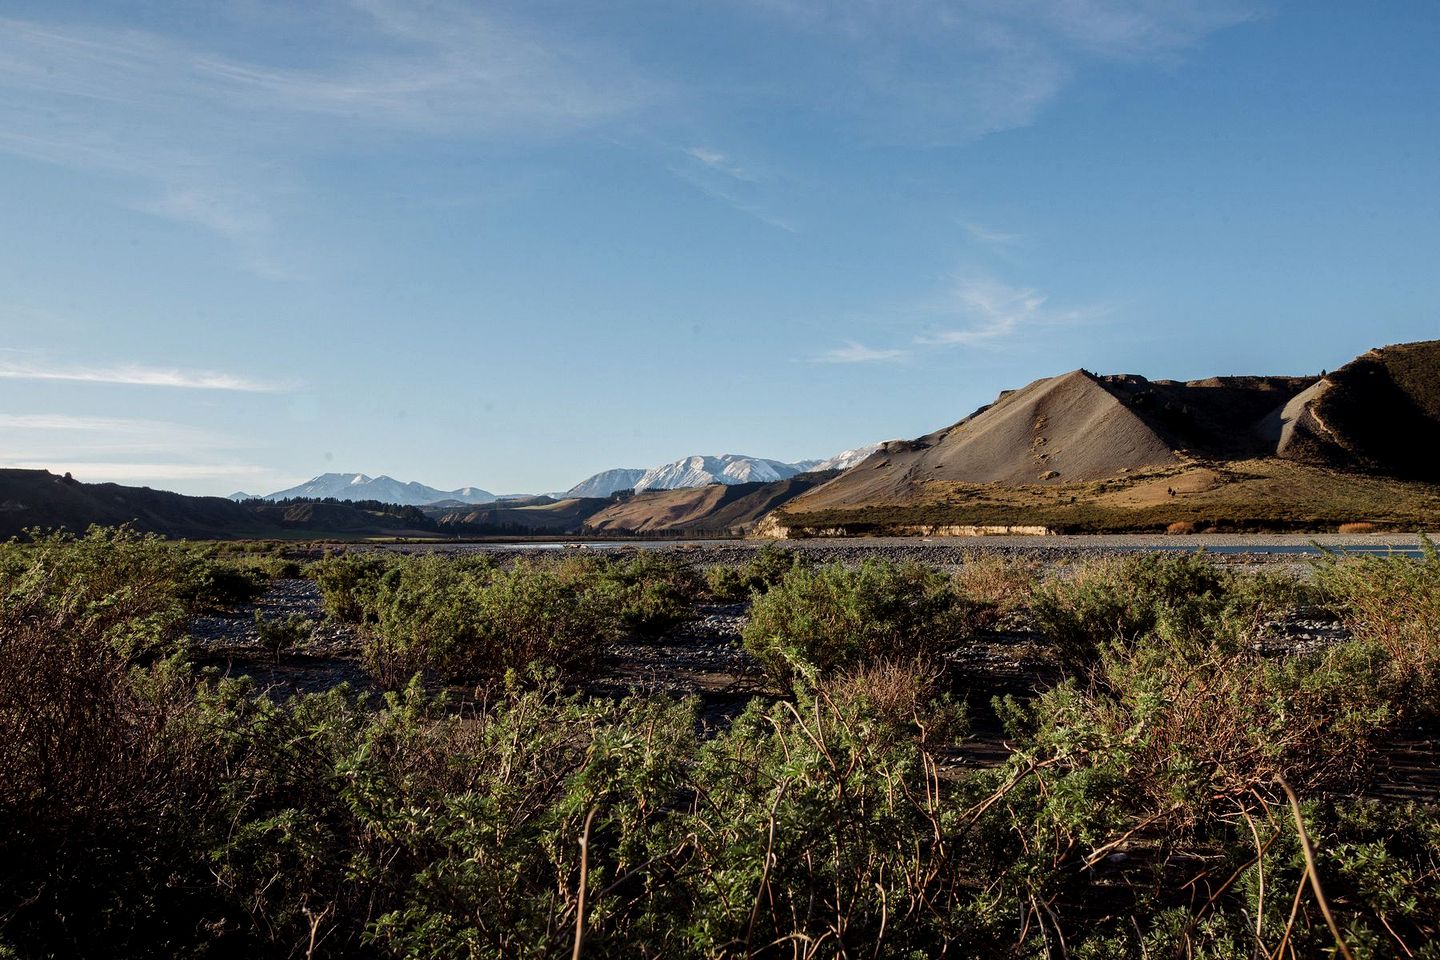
[4, 526, 1440, 958]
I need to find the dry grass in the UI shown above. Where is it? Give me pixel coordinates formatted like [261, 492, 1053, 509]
[1315, 542, 1440, 695]
[1337, 521, 1380, 534]
[951, 553, 1038, 625]
[776, 458, 1440, 534]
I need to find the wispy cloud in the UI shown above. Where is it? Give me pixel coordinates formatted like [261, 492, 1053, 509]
[737, 0, 1256, 141]
[814, 341, 908, 364]
[0, 4, 658, 272]
[0, 357, 291, 392]
[0, 412, 282, 491]
[0, 414, 241, 454]
[961, 220, 1022, 247]
[2, 461, 275, 484]
[685, 146, 761, 182]
[673, 144, 797, 231]
[916, 275, 1105, 347]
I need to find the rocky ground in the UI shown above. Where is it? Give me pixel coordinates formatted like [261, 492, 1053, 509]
[183, 547, 1440, 796]
[385, 532, 1431, 571]
[186, 566, 1354, 718]
[189, 578, 368, 698]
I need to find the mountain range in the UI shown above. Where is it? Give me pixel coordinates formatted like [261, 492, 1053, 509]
[239, 447, 885, 507]
[8, 340, 1439, 540]
[235, 473, 497, 506]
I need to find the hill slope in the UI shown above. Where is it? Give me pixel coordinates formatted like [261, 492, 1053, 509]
[776, 341, 1440, 534]
[584, 471, 839, 534]
[0, 470, 437, 539]
[1272, 340, 1440, 479]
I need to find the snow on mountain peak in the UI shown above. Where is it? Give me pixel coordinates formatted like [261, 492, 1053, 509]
[260, 473, 495, 506]
[565, 445, 879, 497]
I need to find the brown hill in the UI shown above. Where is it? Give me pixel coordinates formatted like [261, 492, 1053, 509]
[431, 497, 611, 533]
[0, 469, 274, 539]
[777, 340, 1440, 533]
[584, 471, 837, 534]
[0, 469, 436, 540]
[791, 369, 1299, 513]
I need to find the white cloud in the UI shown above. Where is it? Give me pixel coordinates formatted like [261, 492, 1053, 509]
[0, 413, 283, 491]
[0, 357, 291, 392]
[737, 0, 1256, 141]
[673, 144, 797, 230]
[815, 341, 908, 363]
[917, 275, 1104, 347]
[961, 220, 1022, 246]
[685, 146, 761, 182]
[0, 4, 658, 271]
[0, 414, 241, 455]
[3, 461, 275, 483]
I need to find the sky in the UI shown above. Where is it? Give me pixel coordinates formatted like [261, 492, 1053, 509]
[0, 0, 1437, 497]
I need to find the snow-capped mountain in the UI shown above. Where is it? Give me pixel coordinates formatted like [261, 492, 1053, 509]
[565, 445, 882, 497]
[796, 443, 884, 473]
[259, 473, 496, 506]
[632, 455, 799, 492]
[566, 468, 646, 498]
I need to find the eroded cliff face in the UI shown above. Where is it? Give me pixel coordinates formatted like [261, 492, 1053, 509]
[1270, 341, 1440, 480]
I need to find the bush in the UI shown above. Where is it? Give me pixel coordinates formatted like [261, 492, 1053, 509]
[0, 535, 233, 956]
[310, 551, 398, 624]
[950, 553, 1037, 627]
[1030, 551, 1300, 675]
[742, 559, 988, 686]
[11, 528, 1440, 958]
[359, 556, 618, 688]
[1338, 521, 1380, 534]
[254, 611, 316, 662]
[184, 560, 270, 611]
[593, 552, 700, 640]
[0, 526, 200, 658]
[1315, 537, 1440, 697]
[704, 544, 812, 601]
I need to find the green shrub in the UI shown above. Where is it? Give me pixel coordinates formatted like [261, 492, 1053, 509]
[580, 551, 699, 640]
[742, 559, 988, 686]
[9, 528, 1440, 959]
[0, 526, 199, 658]
[183, 560, 269, 611]
[253, 611, 316, 662]
[1030, 551, 1300, 675]
[1314, 536, 1440, 696]
[359, 556, 618, 688]
[0, 538, 232, 956]
[704, 544, 812, 601]
[310, 551, 396, 624]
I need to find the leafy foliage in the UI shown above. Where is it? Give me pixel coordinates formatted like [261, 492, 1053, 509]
[704, 544, 813, 601]
[742, 558, 990, 686]
[9, 529, 1440, 959]
[1030, 550, 1302, 674]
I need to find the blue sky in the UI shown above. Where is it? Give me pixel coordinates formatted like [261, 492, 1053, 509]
[0, 1, 1436, 496]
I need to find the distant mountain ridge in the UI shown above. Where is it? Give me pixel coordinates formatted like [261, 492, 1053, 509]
[249, 473, 496, 507]
[569, 445, 883, 498]
[243, 448, 882, 508]
[566, 468, 647, 498]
